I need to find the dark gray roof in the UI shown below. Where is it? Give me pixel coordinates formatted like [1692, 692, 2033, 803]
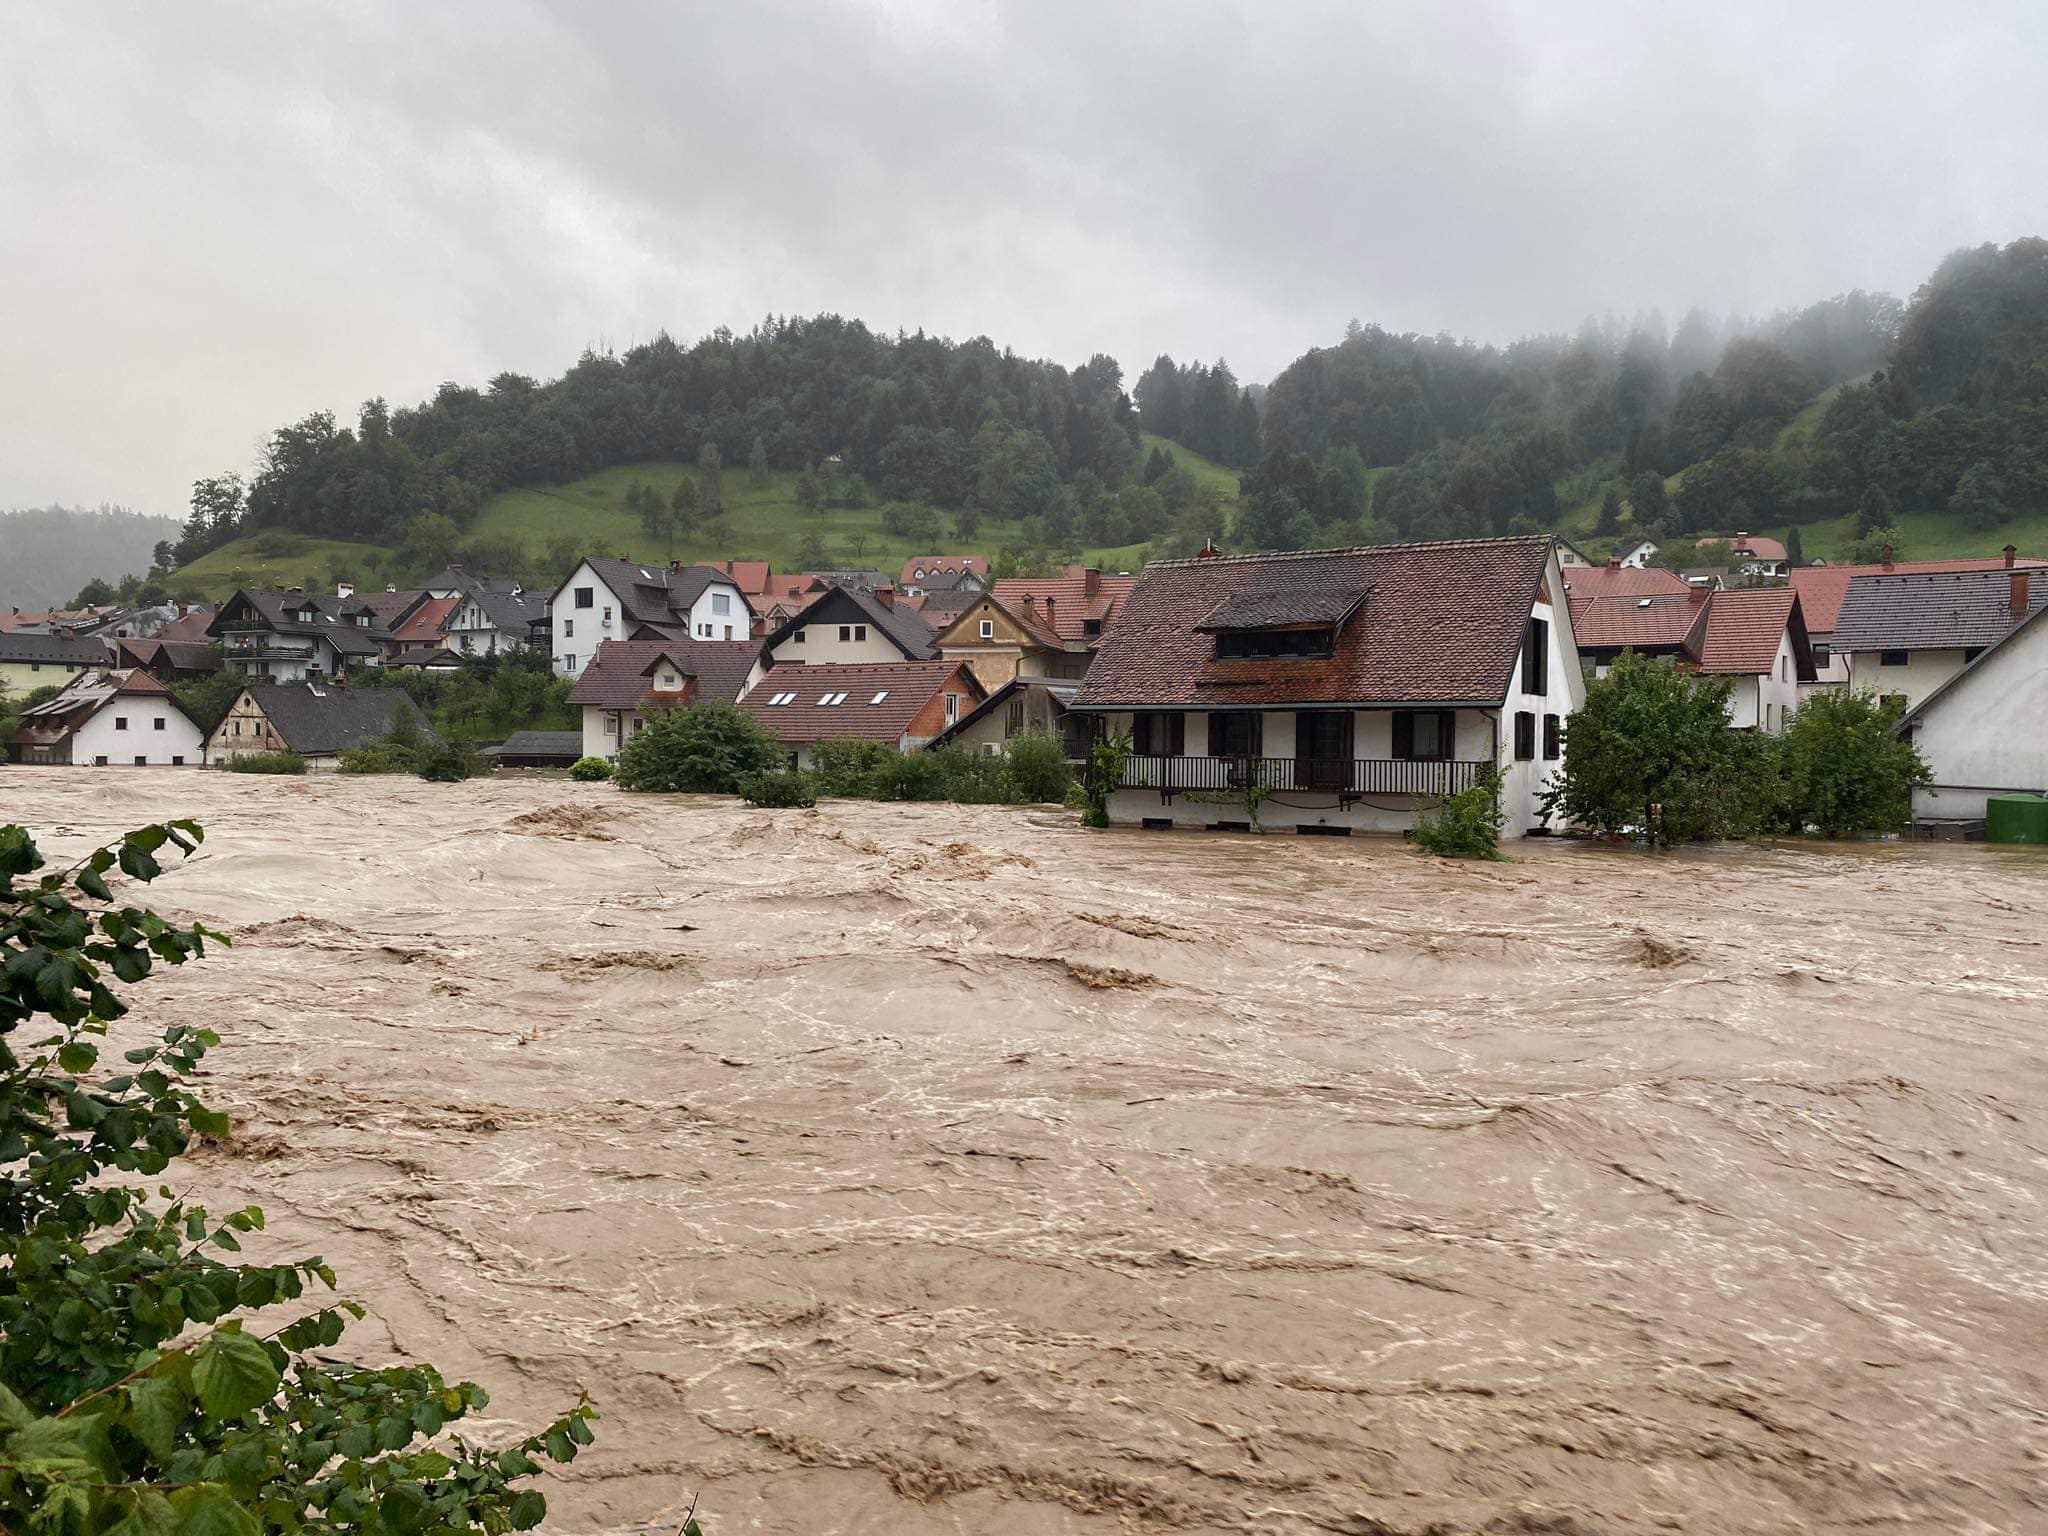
[764, 586, 936, 659]
[565, 559, 744, 629]
[1196, 583, 1369, 631]
[208, 588, 391, 655]
[485, 730, 585, 762]
[1831, 569, 2048, 653]
[0, 631, 109, 665]
[470, 582, 547, 632]
[245, 685, 434, 755]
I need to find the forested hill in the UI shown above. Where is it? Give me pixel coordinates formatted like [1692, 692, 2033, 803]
[1236, 237, 2048, 562]
[0, 505, 180, 609]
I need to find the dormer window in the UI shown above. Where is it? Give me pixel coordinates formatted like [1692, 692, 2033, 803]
[659, 671, 678, 689]
[1213, 627, 1334, 660]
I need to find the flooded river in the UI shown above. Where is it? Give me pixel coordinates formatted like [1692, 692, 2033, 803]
[10, 772, 2048, 1534]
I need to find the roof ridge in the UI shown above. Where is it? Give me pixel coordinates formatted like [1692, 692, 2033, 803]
[1140, 534, 1553, 570]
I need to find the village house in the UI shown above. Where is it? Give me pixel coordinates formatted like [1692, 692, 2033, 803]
[206, 683, 433, 770]
[111, 636, 223, 685]
[8, 669, 205, 767]
[1830, 563, 2048, 713]
[206, 588, 390, 683]
[760, 585, 937, 666]
[1726, 533, 1789, 578]
[566, 638, 766, 760]
[932, 565, 1134, 688]
[1068, 536, 1582, 837]
[0, 631, 110, 696]
[400, 567, 550, 658]
[1895, 598, 2048, 825]
[928, 676, 1083, 758]
[1614, 538, 1659, 569]
[1553, 539, 1594, 569]
[897, 555, 989, 597]
[484, 730, 586, 769]
[738, 659, 985, 767]
[1689, 587, 1816, 733]
[1788, 547, 2044, 695]
[548, 558, 750, 676]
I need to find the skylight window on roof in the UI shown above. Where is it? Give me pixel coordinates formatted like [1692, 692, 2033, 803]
[819, 690, 848, 706]
[767, 690, 796, 705]
[869, 690, 889, 704]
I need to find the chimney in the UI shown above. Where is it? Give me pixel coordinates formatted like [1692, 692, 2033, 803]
[1607, 554, 1621, 569]
[1021, 593, 1035, 610]
[1044, 596, 1055, 623]
[449, 559, 463, 576]
[669, 559, 684, 573]
[1689, 582, 1709, 606]
[1084, 567, 1101, 597]
[873, 585, 895, 610]
[2014, 570, 2030, 620]
[1880, 543, 1895, 571]
[2004, 544, 2018, 569]
[336, 581, 355, 599]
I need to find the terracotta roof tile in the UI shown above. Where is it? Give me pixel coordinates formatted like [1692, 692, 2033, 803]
[567, 639, 762, 709]
[739, 661, 981, 744]
[1074, 536, 1553, 709]
[990, 566, 1134, 647]
[393, 595, 460, 645]
[1693, 587, 1806, 675]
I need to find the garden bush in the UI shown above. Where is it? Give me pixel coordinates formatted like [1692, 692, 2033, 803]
[1412, 772, 1505, 859]
[614, 700, 784, 794]
[1005, 732, 1075, 803]
[222, 751, 307, 775]
[870, 748, 951, 801]
[808, 738, 898, 797]
[1778, 690, 1929, 836]
[740, 769, 819, 808]
[569, 755, 613, 782]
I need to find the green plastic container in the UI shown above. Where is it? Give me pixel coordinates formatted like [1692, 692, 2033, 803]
[1985, 793, 2048, 845]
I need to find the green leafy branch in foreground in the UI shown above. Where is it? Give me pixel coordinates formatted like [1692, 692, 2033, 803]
[0, 820, 606, 1536]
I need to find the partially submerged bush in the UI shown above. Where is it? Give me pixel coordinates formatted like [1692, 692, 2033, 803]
[223, 750, 307, 775]
[0, 820, 601, 1536]
[740, 769, 819, 808]
[1412, 772, 1505, 859]
[932, 746, 1023, 804]
[1778, 690, 1929, 837]
[1080, 733, 1130, 828]
[808, 738, 898, 797]
[614, 699, 783, 794]
[870, 748, 951, 802]
[568, 755, 613, 782]
[418, 741, 490, 782]
[1005, 732, 1075, 804]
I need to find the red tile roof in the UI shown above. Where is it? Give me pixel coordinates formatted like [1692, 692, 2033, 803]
[156, 608, 217, 641]
[1073, 536, 1554, 709]
[566, 639, 762, 710]
[900, 555, 988, 584]
[393, 595, 460, 645]
[1727, 534, 1787, 563]
[1692, 587, 1805, 676]
[1789, 556, 2047, 634]
[739, 661, 981, 744]
[713, 560, 773, 595]
[990, 566, 1133, 647]
[1560, 564, 1693, 607]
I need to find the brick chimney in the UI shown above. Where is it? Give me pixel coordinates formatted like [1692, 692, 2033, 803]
[2005, 544, 2018, 569]
[873, 585, 895, 610]
[1607, 553, 1622, 569]
[1880, 543, 1895, 571]
[2013, 570, 2031, 620]
[1083, 567, 1101, 597]
[1044, 596, 1056, 624]
[335, 581, 355, 599]
[1688, 581, 1709, 606]
[1197, 538, 1221, 559]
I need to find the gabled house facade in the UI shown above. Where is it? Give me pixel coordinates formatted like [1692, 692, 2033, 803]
[0, 631, 110, 696]
[932, 591, 1083, 687]
[928, 676, 1083, 758]
[111, 637, 223, 684]
[1831, 565, 2048, 712]
[548, 558, 751, 677]
[1689, 587, 1815, 733]
[206, 588, 389, 683]
[1895, 602, 2048, 823]
[897, 555, 989, 596]
[760, 585, 936, 667]
[8, 669, 205, 767]
[565, 638, 767, 760]
[206, 684, 433, 770]
[1789, 548, 2045, 694]
[1069, 536, 1582, 837]
[737, 660, 985, 767]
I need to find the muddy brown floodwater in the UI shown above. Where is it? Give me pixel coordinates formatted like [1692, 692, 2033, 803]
[9, 772, 2048, 1535]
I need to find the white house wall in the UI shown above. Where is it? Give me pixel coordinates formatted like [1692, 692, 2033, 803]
[552, 562, 628, 676]
[769, 624, 906, 666]
[686, 586, 747, 642]
[1844, 647, 1967, 712]
[70, 700, 205, 766]
[1907, 618, 2048, 821]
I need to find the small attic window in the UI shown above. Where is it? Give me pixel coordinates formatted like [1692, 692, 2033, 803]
[1214, 628, 1333, 661]
[818, 690, 848, 706]
[767, 690, 796, 706]
[869, 690, 889, 704]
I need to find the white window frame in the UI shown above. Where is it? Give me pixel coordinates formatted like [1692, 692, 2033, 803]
[979, 619, 994, 639]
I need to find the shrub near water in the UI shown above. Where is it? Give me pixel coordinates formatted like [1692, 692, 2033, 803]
[1412, 772, 1505, 859]
[740, 769, 819, 808]
[222, 751, 307, 775]
[1779, 690, 1930, 836]
[807, 739, 898, 797]
[568, 755, 613, 782]
[1005, 732, 1075, 803]
[0, 820, 606, 1536]
[614, 699, 783, 794]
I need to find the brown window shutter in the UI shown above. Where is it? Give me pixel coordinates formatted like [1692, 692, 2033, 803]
[1439, 711, 1455, 759]
[1208, 713, 1225, 757]
[1168, 714, 1185, 756]
[1392, 711, 1414, 760]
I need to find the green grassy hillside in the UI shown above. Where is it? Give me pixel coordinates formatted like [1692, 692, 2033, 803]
[172, 443, 1248, 600]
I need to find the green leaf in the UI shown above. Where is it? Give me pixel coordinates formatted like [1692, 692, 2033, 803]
[169, 1485, 261, 1536]
[507, 1491, 546, 1530]
[191, 1331, 281, 1419]
[336, 1423, 374, 1460]
[126, 1376, 187, 1462]
[5, 1414, 96, 1479]
[77, 867, 113, 903]
[57, 1041, 97, 1074]
[104, 1490, 179, 1536]
[188, 1105, 231, 1138]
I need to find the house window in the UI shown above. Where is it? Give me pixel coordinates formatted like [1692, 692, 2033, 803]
[602, 606, 612, 623]
[632, 716, 645, 732]
[794, 628, 806, 644]
[233, 720, 242, 736]
[1392, 710, 1453, 761]
[724, 625, 734, 640]
[604, 715, 616, 735]
[115, 716, 128, 731]
[153, 717, 165, 730]
[1524, 617, 1549, 696]
[133, 756, 147, 766]
[94, 755, 108, 766]
[1131, 713, 1185, 756]
[855, 624, 867, 641]
[1879, 649, 1909, 667]
[172, 756, 184, 765]
[944, 693, 960, 722]
[979, 619, 994, 639]
[871, 690, 890, 704]
[575, 587, 594, 609]
[659, 671, 678, 689]
[1206, 711, 1262, 758]
[1542, 713, 1560, 760]
[563, 619, 573, 638]
[1083, 618, 1102, 638]
[1006, 696, 1026, 734]
[563, 653, 576, 671]
[1214, 628, 1333, 660]
[1514, 710, 1536, 760]
[712, 593, 731, 615]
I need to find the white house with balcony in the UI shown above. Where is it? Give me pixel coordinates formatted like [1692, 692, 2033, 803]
[548, 558, 751, 677]
[1067, 536, 1583, 838]
[204, 588, 388, 683]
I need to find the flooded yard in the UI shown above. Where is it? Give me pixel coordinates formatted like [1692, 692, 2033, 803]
[10, 771, 2048, 1535]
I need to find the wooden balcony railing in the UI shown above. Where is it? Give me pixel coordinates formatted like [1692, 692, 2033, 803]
[1115, 754, 1489, 798]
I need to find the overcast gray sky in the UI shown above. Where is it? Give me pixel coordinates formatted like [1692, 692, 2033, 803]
[4, 0, 2044, 518]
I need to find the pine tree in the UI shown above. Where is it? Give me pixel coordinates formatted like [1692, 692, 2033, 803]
[1595, 487, 1624, 536]
[748, 434, 769, 487]
[1785, 527, 1805, 567]
[698, 441, 724, 517]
